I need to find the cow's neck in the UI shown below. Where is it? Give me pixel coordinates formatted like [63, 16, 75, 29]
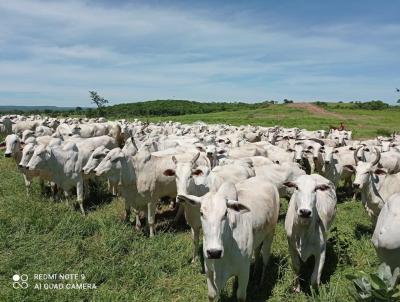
[361, 175, 384, 218]
[293, 216, 319, 252]
[120, 156, 136, 185]
[226, 213, 253, 259]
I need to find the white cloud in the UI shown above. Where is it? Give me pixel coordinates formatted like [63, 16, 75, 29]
[0, 0, 399, 106]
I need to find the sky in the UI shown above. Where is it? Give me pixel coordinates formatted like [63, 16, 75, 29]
[0, 0, 399, 107]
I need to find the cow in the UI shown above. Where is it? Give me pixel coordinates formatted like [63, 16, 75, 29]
[177, 178, 279, 302]
[284, 174, 337, 291]
[95, 146, 179, 236]
[320, 145, 357, 189]
[372, 193, 400, 272]
[168, 153, 256, 262]
[81, 146, 119, 195]
[358, 146, 400, 174]
[27, 143, 86, 214]
[255, 162, 306, 197]
[351, 149, 400, 223]
[0, 116, 13, 134]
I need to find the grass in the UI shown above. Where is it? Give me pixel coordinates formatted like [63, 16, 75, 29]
[143, 104, 400, 139]
[0, 149, 379, 301]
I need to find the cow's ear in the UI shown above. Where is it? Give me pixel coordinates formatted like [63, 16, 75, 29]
[176, 194, 202, 206]
[283, 182, 298, 189]
[192, 169, 204, 176]
[374, 168, 387, 175]
[343, 164, 355, 172]
[349, 146, 356, 150]
[226, 200, 250, 213]
[315, 184, 331, 191]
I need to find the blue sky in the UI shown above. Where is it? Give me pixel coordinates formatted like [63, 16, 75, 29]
[0, 0, 399, 106]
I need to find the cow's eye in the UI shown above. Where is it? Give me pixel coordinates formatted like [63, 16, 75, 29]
[200, 211, 204, 217]
[224, 210, 228, 218]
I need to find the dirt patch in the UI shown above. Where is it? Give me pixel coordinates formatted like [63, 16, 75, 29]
[288, 103, 344, 119]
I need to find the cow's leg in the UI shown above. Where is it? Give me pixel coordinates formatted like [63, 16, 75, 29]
[83, 181, 89, 200]
[63, 190, 70, 206]
[260, 232, 274, 286]
[39, 179, 45, 194]
[107, 178, 112, 194]
[124, 199, 131, 223]
[311, 245, 325, 288]
[191, 227, 200, 263]
[147, 202, 156, 237]
[77, 181, 85, 216]
[22, 174, 31, 196]
[288, 245, 301, 293]
[173, 203, 184, 223]
[134, 208, 141, 230]
[206, 270, 217, 302]
[236, 266, 250, 302]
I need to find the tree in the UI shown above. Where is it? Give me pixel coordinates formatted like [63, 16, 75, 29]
[75, 106, 82, 111]
[89, 91, 109, 116]
[397, 99, 400, 104]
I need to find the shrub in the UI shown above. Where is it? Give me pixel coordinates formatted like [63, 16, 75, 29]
[346, 263, 400, 301]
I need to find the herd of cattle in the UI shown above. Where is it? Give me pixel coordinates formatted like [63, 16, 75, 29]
[1, 115, 400, 301]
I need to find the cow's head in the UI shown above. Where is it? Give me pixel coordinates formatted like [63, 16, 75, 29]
[352, 147, 382, 190]
[284, 175, 333, 224]
[3, 134, 21, 158]
[19, 143, 36, 168]
[21, 130, 35, 143]
[321, 146, 339, 164]
[83, 146, 110, 175]
[27, 144, 51, 171]
[94, 148, 124, 177]
[177, 182, 249, 260]
[163, 153, 206, 196]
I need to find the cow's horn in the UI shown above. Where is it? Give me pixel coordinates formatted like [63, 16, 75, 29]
[353, 145, 363, 164]
[191, 152, 200, 165]
[372, 147, 381, 166]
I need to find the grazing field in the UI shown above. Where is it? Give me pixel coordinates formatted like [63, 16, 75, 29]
[0, 130, 379, 301]
[145, 104, 400, 139]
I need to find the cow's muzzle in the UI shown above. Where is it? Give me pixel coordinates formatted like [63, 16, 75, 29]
[206, 249, 222, 259]
[4, 153, 11, 158]
[299, 209, 312, 218]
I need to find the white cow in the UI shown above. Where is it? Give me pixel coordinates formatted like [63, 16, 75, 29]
[255, 162, 306, 197]
[284, 174, 337, 291]
[177, 178, 279, 302]
[352, 150, 400, 223]
[372, 193, 400, 271]
[27, 143, 86, 214]
[95, 146, 178, 236]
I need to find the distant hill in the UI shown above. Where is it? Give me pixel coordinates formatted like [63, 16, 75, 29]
[104, 99, 270, 117]
[0, 105, 81, 112]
